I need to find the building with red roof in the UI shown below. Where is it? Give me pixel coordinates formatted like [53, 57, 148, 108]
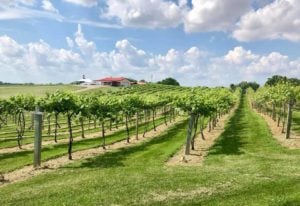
[96, 77, 131, 87]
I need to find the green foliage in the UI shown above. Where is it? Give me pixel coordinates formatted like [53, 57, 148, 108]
[175, 87, 236, 116]
[77, 95, 91, 118]
[42, 91, 79, 115]
[88, 95, 114, 120]
[0, 84, 239, 160]
[265, 75, 300, 86]
[254, 82, 299, 106]
[1, 97, 300, 205]
[157, 77, 180, 86]
[9, 95, 36, 112]
[119, 94, 143, 115]
[230, 81, 260, 92]
[0, 99, 9, 114]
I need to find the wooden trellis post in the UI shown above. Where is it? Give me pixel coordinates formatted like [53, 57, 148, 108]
[34, 106, 43, 168]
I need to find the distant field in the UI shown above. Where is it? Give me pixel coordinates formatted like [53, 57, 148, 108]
[0, 85, 83, 98]
[0, 85, 124, 98]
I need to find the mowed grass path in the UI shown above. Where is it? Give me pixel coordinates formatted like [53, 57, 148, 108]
[0, 95, 299, 205]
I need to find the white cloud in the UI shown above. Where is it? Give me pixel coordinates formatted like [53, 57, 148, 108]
[103, 0, 183, 28]
[209, 46, 300, 85]
[63, 0, 97, 7]
[100, 0, 300, 43]
[234, 0, 300, 41]
[184, 47, 205, 65]
[0, 35, 83, 83]
[114, 39, 148, 67]
[0, 35, 24, 57]
[0, 1, 122, 29]
[88, 39, 149, 76]
[66, 19, 123, 29]
[41, 0, 59, 13]
[245, 52, 291, 75]
[26, 40, 83, 67]
[0, 26, 210, 85]
[152, 49, 182, 73]
[66, 37, 74, 48]
[1, 0, 36, 6]
[148, 47, 208, 83]
[0, 26, 299, 86]
[0, 3, 63, 21]
[74, 24, 96, 56]
[224, 46, 259, 64]
[1, 0, 300, 45]
[3, 0, 300, 45]
[184, 0, 252, 32]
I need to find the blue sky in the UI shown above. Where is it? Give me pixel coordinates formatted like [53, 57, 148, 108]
[0, 0, 299, 86]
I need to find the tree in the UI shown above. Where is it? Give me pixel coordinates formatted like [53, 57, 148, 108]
[230, 84, 236, 91]
[265, 75, 300, 86]
[247, 82, 260, 91]
[289, 78, 300, 86]
[265, 75, 288, 86]
[157, 77, 180, 86]
[230, 81, 260, 92]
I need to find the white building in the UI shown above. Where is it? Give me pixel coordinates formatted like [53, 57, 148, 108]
[77, 75, 96, 85]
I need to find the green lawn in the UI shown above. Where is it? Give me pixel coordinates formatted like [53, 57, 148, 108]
[292, 110, 300, 135]
[0, 121, 100, 149]
[0, 116, 140, 149]
[0, 95, 299, 205]
[0, 117, 167, 173]
[0, 85, 83, 98]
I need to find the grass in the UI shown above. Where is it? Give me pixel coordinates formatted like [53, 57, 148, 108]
[0, 117, 167, 173]
[292, 110, 300, 135]
[261, 105, 300, 136]
[0, 85, 83, 98]
[0, 118, 123, 149]
[0, 94, 299, 205]
[0, 123, 100, 149]
[0, 116, 140, 149]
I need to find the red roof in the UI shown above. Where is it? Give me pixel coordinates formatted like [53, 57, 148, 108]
[98, 77, 127, 82]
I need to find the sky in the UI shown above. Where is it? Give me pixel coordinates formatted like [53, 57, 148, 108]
[0, 0, 299, 86]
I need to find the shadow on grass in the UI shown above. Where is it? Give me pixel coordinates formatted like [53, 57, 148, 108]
[0, 118, 168, 173]
[65, 121, 187, 169]
[0, 149, 33, 161]
[208, 95, 248, 156]
[0, 130, 124, 170]
[292, 111, 300, 136]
